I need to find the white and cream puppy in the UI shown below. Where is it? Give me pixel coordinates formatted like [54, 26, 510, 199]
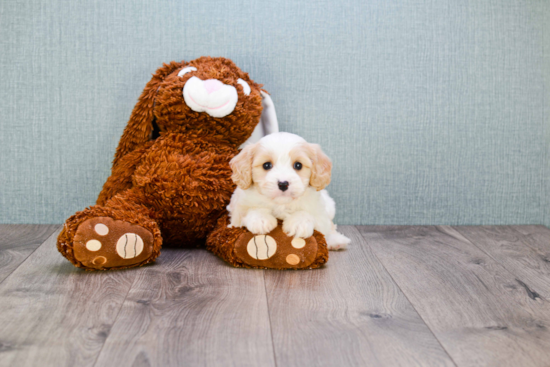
[228, 132, 350, 250]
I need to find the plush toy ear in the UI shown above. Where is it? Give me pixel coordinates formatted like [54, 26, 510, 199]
[230, 143, 257, 190]
[112, 61, 185, 167]
[239, 91, 279, 149]
[309, 144, 332, 191]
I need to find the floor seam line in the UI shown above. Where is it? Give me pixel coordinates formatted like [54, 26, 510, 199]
[263, 270, 279, 367]
[91, 270, 139, 367]
[450, 225, 547, 301]
[355, 225, 459, 367]
[507, 225, 550, 255]
[0, 224, 61, 287]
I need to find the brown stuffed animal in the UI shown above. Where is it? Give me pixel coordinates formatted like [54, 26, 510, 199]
[57, 57, 328, 270]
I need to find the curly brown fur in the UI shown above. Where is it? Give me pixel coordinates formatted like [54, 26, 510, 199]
[154, 57, 263, 146]
[97, 142, 155, 205]
[112, 61, 186, 166]
[206, 215, 253, 268]
[57, 56, 329, 271]
[57, 201, 162, 270]
[58, 57, 266, 270]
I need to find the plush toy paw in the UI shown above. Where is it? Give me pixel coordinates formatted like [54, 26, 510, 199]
[72, 217, 155, 270]
[207, 214, 329, 270]
[234, 226, 320, 269]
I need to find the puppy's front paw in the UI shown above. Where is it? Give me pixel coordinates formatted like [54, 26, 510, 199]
[245, 212, 278, 235]
[283, 212, 315, 238]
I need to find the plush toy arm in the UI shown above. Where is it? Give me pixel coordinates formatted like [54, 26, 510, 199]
[97, 142, 153, 205]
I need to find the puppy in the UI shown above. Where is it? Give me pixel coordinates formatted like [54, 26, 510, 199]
[228, 132, 350, 250]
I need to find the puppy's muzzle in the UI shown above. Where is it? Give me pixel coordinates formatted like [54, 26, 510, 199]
[278, 181, 289, 192]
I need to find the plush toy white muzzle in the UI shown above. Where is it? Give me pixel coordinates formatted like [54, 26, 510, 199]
[183, 76, 239, 118]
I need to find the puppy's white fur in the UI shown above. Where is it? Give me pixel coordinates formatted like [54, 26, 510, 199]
[228, 132, 350, 250]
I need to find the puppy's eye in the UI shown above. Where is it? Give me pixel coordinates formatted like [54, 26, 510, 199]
[237, 78, 251, 95]
[263, 162, 272, 170]
[293, 162, 303, 170]
[178, 66, 197, 77]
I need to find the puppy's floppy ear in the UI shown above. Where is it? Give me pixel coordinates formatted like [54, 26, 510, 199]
[112, 61, 186, 167]
[309, 144, 332, 191]
[230, 143, 257, 190]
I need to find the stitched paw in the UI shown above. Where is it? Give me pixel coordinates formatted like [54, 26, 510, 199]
[72, 217, 154, 269]
[283, 213, 315, 238]
[234, 225, 322, 269]
[246, 235, 277, 260]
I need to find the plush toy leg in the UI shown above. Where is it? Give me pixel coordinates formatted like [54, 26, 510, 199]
[206, 214, 329, 270]
[57, 189, 162, 270]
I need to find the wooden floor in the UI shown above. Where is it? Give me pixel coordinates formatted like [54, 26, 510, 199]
[1, 225, 550, 366]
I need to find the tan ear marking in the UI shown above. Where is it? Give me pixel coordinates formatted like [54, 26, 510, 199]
[230, 143, 257, 190]
[309, 144, 332, 191]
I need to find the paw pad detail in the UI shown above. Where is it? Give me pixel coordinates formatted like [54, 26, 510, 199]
[291, 238, 306, 249]
[116, 233, 144, 259]
[73, 217, 154, 269]
[94, 223, 109, 236]
[246, 235, 277, 260]
[85, 239, 102, 251]
[235, 225, 319, 269]
[92, 256, 107, 265]
[285, 254, 300, 265]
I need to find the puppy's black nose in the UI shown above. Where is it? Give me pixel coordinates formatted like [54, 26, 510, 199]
[278, 181, 289, 192]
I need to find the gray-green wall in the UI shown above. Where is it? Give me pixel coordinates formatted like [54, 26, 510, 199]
[1, 0, 549, 225]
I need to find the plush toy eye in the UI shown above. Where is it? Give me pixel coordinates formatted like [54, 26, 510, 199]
[293, 162, 302, 170]
[237, 78, 251, 95]
[178, 66, 197, 77]
[263, 162, 272, 170]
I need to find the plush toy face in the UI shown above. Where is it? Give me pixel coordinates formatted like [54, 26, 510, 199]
[154, 57, 264, 147]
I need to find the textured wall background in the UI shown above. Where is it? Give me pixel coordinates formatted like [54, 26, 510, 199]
[1, 0, 549, 225]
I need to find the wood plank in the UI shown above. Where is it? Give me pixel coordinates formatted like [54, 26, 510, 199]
[264, 226, 455, 367]
[511, 225, 550, 264]
[358, 226, 550, 367]
[93, 248, 275, 367]
[453, 226, 550, 299]
[0, 228, 137, 367]
[0, 224, 59, 284]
